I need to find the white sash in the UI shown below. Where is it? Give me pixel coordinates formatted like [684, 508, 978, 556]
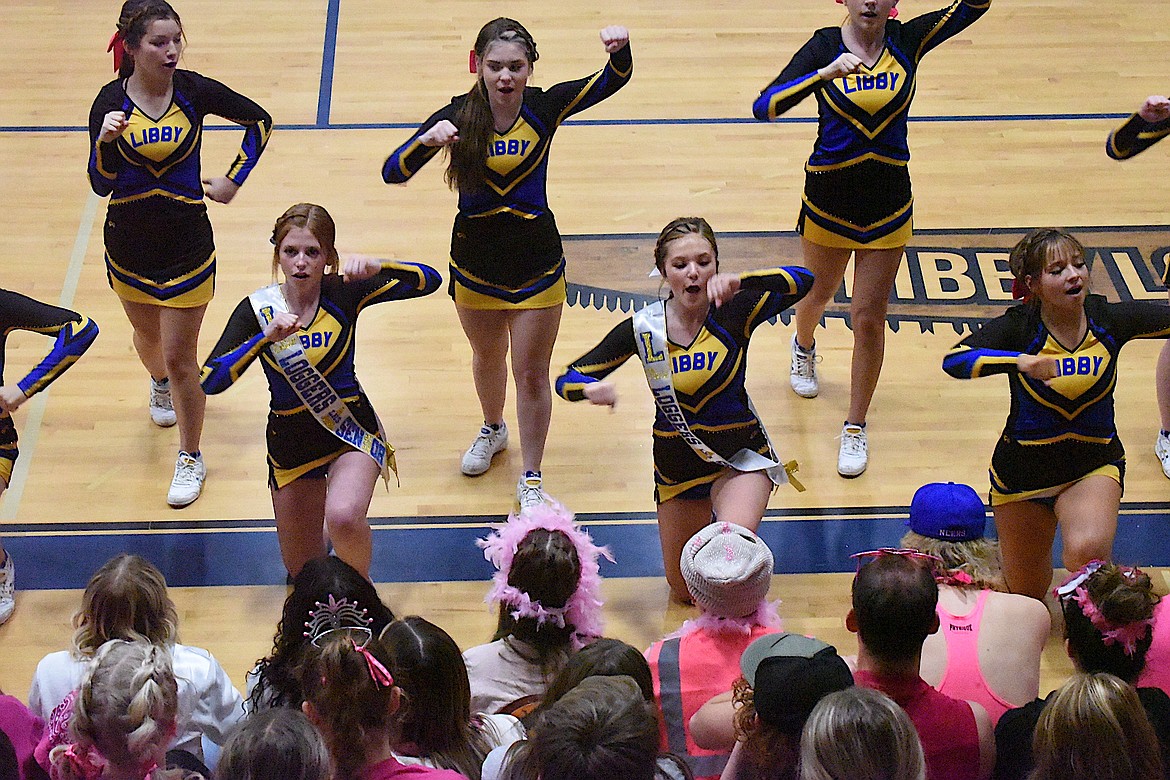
[632, 301, 803, 491]
[249, 284, 396, 486]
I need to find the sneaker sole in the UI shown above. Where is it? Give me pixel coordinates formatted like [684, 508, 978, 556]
[151, 415, 178, 428]
[837, 467, 866, 479]
[167, 493, 201, 508]
[790, 384, 819, 399]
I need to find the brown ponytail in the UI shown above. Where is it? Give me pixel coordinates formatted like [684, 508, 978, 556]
[445, 18, 539, 193]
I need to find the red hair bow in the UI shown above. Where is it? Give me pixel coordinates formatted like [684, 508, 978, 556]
[107, 31, 125, 74]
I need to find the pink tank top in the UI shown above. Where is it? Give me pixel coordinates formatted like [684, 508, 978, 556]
[936, 589, 1014, 725]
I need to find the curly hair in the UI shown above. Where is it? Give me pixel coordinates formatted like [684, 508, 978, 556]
[72, 553, 178, 659]
[248, 556, 395, 713]
[730, 676, 799, 780]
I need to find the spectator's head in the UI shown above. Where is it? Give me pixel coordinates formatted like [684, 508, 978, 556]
[731, 633, 854, 780]
[1031, 672, 1162, 780]
[73, 553, 178, 658]
[50, 640, 179, 780]
[798, 687, 926, 780]
[1057, 561, 1159, 683]
[681, 522, 775, 621]
[249, 556, 395, 712]
[900, 482, 1004, 591]
[532, 638, 655, 727]
[216, 708, 330, 780]
[510, 676, 660, 780]
[481, 502, 611, 669]
[299, 633, 401, 780]
[849, 551, 939, 666]
[378, 616, 492, 778]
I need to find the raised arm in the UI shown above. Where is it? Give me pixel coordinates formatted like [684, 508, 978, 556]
[545, 27, 633, 124]
[942, 311, 1054, 380]
[752, 32, 839, 120]
[343, 258, 444, 310]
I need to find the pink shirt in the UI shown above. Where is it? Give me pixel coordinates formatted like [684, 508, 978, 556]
[935, 590, 1014, 724]
[854, 669, 980, 780]
[1138, 597, 1170, 694]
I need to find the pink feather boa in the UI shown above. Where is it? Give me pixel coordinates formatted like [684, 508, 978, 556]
[478, 502, 614, 650]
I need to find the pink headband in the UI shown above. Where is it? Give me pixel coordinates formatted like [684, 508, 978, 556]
[478, 501, 614, 650]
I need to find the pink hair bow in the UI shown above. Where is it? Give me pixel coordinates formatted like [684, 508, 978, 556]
[351, 638, 394, 687]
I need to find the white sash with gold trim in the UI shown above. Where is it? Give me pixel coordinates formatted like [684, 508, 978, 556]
[632, 300, 802, 490]
[250, 284, 395, 485]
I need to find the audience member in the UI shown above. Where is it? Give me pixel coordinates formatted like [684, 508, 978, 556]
[849, 550, 994, 780]
[47, 640, 205, 780]
[215, 708, 329, 780]
[645, 522, 781, 779]
[498, 675, 682, 780]
[465, 502, 611, 714]
[246, 555, 395, 713]
[995, 561, 1170, 779]
[1029, 672, 1162, 780]
[28, 554, 241, 761]
[382, 616, 525, 779]
[902, 482, 1051, 722]
[798, 686, 926, 780]
[299, 632, 465, 780]
[0, 688, 48, 780]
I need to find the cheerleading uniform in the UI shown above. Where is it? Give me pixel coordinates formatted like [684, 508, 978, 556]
[557, 268, 813, 502]
[88, 70, 272, 307]
[753, 0, 989, 249]
[382, 46, 632, 309]
[943, 295, 1170, 504]
[0, 290, 99, 485]
[200, 262, 441, 487]
[1107, 111, 1170, 282]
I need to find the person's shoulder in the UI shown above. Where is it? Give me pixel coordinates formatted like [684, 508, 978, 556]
[987, 590, 1051, 620]
[34, 650, 78, 673]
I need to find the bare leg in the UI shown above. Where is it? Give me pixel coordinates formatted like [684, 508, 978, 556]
[709, 469, 773, 533]
[323, 450, 380, 578]
[994, 500, 1058, 601]
[157, 305, 208, 453]
[846, 247, 903, 425]
[1158, 340, 1170, 432]
[507, 305, 563, 473]
[119, 300, 167, 381]
[657, 496, 715, 602]
[793, 239, 852, 351]
[271, 478, 329, 578]
[1054, 475, 1120, 571]
[455, 306, 510, 427]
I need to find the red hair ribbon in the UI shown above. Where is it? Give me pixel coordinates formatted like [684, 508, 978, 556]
[835, 0, 899, 17]
[469, 49, 477, 74]
[352, 638, 394, 687]
[1011, 277, 1030, 302]
[107, 31, 125, 74]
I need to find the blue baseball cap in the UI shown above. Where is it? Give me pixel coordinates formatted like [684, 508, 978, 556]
[906, 482, 986, 541]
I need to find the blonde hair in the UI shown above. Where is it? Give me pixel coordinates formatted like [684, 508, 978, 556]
[72, 554, 178, 659]
[799, 687, 925, 780]
[899, 530, 1006, 591]
[49, 640, 189, 780]
[1030, 672, 1163, 780]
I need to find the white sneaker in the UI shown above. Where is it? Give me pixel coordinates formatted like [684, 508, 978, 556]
[838, 424, 868, 478]
[149, 378, 177, 427]
[167, 451, 205, 507]
[461, 423, 508, 476]
[1157, 431, 1170, 480]
[517, 472, 547, 511]
[0, 553, 14, 625]
[790, 336, 820, 398]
